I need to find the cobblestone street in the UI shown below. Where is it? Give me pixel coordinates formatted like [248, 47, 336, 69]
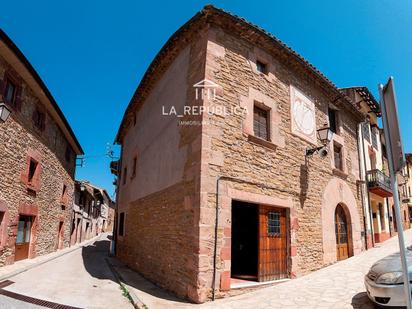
[117, 229, 412, 309]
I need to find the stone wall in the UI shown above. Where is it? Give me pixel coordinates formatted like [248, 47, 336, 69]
[116, 14, 366, 304]
[0, 55, 76, 265]
[197, 27, 365, 300]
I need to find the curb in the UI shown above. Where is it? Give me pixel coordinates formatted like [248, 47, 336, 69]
[105, 257, 147, 309]
[0, 234, 101, 282]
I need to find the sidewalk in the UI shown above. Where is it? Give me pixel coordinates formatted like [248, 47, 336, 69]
[0, 234, 102, 282]
[109, 229, 412, 309]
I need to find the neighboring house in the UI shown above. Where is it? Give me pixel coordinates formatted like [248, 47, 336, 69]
[70, 181, 113, 245]
[0, 29, 83, 265]
[114, 6, 369, 303]
[341, 87, 393, 245]
[398, 154, 412, 229]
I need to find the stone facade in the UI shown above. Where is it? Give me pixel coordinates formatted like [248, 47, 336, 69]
[115, 5, 367, 303]
[70, 181, 113, 245]
[0, 30, 83, 265]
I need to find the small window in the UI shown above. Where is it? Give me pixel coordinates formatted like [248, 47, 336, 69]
[334, 143, 343, 171]
[4, 79, 16, 105]
[268, 212, 280, 236]
[256, 60, 267, 74]
[132, 156, 137, 178]
[133, 112, 137, 126]
[119, 212, 125, 236]
[328, 108, 338, 134]
[123, 167, 127, 185]
[28, 159, 38, 183]
[253, 105, 269, 141]
[62, 184, 67, 198]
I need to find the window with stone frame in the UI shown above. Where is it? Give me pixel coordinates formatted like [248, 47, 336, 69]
[256, 60, 268, 74]
[4, 78, 17, 105]
[362, 122, 371, 142]
[253, 105, 270, 141]
[328, 107, 339, 134]
[119, 212, 125, 236]
[61, 184, 68, 206]
[131, 156, 137, 179]
[334, 143, 344, 171]
[22, 157, 41, 192]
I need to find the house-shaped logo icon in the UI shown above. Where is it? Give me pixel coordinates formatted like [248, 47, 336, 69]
[193, 79, 220, 100]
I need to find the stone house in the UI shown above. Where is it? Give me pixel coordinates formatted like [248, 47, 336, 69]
[398, 154, 412, 229]
[114, 5, 368, 303]
[0, 29, 83, 265]
[70, 181, 113, 245]
[341, 87, 393, 246]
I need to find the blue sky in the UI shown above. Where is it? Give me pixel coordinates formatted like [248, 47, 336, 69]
[2, 0, 412, 196]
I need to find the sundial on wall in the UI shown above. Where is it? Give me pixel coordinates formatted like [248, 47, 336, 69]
[290, 86, 317, 144]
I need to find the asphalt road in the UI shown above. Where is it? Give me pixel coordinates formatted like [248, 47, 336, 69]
[0, 233, 132, 309]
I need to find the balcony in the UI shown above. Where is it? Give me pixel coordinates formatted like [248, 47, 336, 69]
[367, 169, 393, 198]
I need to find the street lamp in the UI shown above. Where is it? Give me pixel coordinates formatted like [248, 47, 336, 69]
[0, 102, 11, 123]
[306, 126, 333, 157]
[317, 126, 334, 145]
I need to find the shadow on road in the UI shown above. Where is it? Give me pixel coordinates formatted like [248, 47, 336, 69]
[351, 292, 376, 309]
[81, 238, 115, 281]
[81, 235, 190, 306]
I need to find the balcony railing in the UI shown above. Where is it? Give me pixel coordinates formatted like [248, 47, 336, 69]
[366, 169, 392, 197]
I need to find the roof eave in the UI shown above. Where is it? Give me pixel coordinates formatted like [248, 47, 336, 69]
[0, 29, 84, 155]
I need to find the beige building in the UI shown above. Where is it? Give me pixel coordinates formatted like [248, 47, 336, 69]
[113, 5, 370, 303]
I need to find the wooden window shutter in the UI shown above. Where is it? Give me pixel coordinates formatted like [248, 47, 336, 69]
[14, 85, 23, 111]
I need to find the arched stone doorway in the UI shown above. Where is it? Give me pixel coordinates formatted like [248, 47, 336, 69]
[335, 204, 352, 261]
[322, 178, 362, 264]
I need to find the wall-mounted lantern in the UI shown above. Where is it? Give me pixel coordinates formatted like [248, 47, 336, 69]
[0, 101, 11, 123]
[306, 126, 333, 157]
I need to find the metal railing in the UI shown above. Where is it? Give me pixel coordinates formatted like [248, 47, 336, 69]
[366, 169, 392, 193]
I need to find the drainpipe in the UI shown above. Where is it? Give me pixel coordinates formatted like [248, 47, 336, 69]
[357, 124, 369, 250]
[212, 176, 297, 301]
[360, 121, 375, 247]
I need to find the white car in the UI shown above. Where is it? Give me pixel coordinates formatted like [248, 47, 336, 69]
[365, 248, 412, 307]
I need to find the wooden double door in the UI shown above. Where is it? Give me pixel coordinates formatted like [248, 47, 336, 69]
[15, 215, 33, 262]
[231, 202, 288, 282]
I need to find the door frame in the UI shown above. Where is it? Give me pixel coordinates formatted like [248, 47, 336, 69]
[15, 215, 33, 261]
[334, 203, 353, 260]
[230, 199, 291, 282]
[218, 187, 295, 291]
